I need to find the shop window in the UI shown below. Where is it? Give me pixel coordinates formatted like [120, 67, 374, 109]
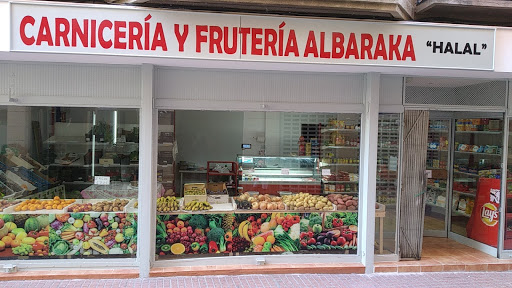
[156, 111, 361, 259]
[0, 107, 138, 259]
[375, 113, 400, 255]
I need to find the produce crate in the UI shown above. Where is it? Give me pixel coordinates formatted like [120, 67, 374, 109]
[74, 198, 131, 213]
[5, 199, 74, 214]
[206, 182, 229, 204]
[183, 183, 206, 205]
[124, 198, 139, 213]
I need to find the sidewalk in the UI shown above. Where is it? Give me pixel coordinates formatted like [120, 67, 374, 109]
[1, 272, 511, 288]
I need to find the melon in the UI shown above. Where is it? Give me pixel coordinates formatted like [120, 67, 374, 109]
[24, 217, 40, 232]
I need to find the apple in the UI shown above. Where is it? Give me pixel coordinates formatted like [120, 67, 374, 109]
[0, 218, 5, 229]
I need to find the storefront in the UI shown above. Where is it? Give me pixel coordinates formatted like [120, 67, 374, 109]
[0, 0, 512, 277]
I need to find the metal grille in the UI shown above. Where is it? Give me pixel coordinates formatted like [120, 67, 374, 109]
[404, 77, 507, 108]
[400, 110, 429, 259]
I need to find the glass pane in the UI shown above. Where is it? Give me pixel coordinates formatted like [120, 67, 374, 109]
[0, 106, 139, 259]
[451, 117, 502, 242]
[424, 119, 450, 236]
[505, 119, 512, 250]
[156, 111, 360, 259]
[375, 114, 400, 254]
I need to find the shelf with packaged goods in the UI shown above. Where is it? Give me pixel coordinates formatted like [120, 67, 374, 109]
[427, 149, 449, 152]
[428, 129, 449, 133]
[240, 180, 320, 185]
[321, 146, 359, 150]
[454, 151, 502, 157]
[454, 171, 480, 177]
[455, 130, 502, 135]
[320, 163, 359, 167]
[452, 210, 471, 218]
[321, 128, 360, 133]
[453, 178, 477, 183]
[453, 190, 476, 197]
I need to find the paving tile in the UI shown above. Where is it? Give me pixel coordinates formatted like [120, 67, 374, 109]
[464, 264, 488, 272]
[420, 265, 444, 272]
[397, 265, 421, 273]
[442, 264, 466, 272]
[487, 263, 509, 271]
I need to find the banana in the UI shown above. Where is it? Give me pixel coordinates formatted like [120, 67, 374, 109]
[238, 220, 248, 238]
[242, 221, 251, 241]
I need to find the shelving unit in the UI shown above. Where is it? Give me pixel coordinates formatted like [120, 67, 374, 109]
[424, 119, 450, 236]
[376, 114, 400, 205]
[157, 111, 176, 195]
[206, 161, 238, 191]
[318, 117, 361, 195]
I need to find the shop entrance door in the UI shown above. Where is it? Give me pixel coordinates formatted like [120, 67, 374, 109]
[424, 117, 451, 238]
[422, 112, 504, 247]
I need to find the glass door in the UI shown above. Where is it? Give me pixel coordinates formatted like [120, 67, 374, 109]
[451, 117, 503, 237]
[424, 119, 451, 237]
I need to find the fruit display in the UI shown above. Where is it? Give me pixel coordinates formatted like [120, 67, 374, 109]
[14, 197, 75, 212]
[0, 212, 137, 258]
[234, 193, 285, 211]
[282, 192, 334, 211]
[91, 199, 129, 212]
[156, 210, 358, 257]
[0, 200, 20, 212]
[326, 194, 358, 211]
[67, 203, 93, 213]
[157, 196, 180, 212]
[183, 200, 212, 211]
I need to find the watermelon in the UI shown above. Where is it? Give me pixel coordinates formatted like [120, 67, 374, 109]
[24, 217, 40, 232]
[0, 214, 14, 223]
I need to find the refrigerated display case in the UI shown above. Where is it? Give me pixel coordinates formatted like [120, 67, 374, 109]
[237, 156, 321, 195]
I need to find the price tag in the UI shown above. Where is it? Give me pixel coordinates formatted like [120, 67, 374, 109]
[94, 176, 111, 185]
[281, 168, 290, 175]
[322, 169, 331, 176]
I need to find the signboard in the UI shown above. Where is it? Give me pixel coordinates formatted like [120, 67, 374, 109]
[8, 2, 495, 70]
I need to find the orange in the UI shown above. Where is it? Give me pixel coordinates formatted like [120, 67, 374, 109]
[29, 206, 36, 211]
[266, 235, 275, 244]
[170, 243, 186, 255]
[8, 233, 15, 240]
[36, 204, 43, 210]
[53, 196, 60, 200]
[57, 205, 63, 210]
[45, 206, 52, 210]
[2, 236, 12, 248]
[10, 239, 21, 248]
[52, 204, 58, 209]
[14, 206, 20, 212]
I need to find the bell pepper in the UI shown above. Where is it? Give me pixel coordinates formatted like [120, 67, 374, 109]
[199, 244, 208, 254]
[208, 241, 218, 253]
[342, 229, 353, 241]
[337, 236, 347, 246]
[27, 231, 38, 238]
[32, 242, 44, 251]
[224, 230, 233, 242]
[191, 242, 200, 252]
[99, 229, 108, 237]
[35, 236, 49, 245]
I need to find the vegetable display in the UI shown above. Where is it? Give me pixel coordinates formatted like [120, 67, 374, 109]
[156, 211, 358, 257]
[0, 211, 137, 259]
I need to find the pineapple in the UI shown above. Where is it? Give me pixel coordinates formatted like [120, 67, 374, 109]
[222, 213, 235, 232]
